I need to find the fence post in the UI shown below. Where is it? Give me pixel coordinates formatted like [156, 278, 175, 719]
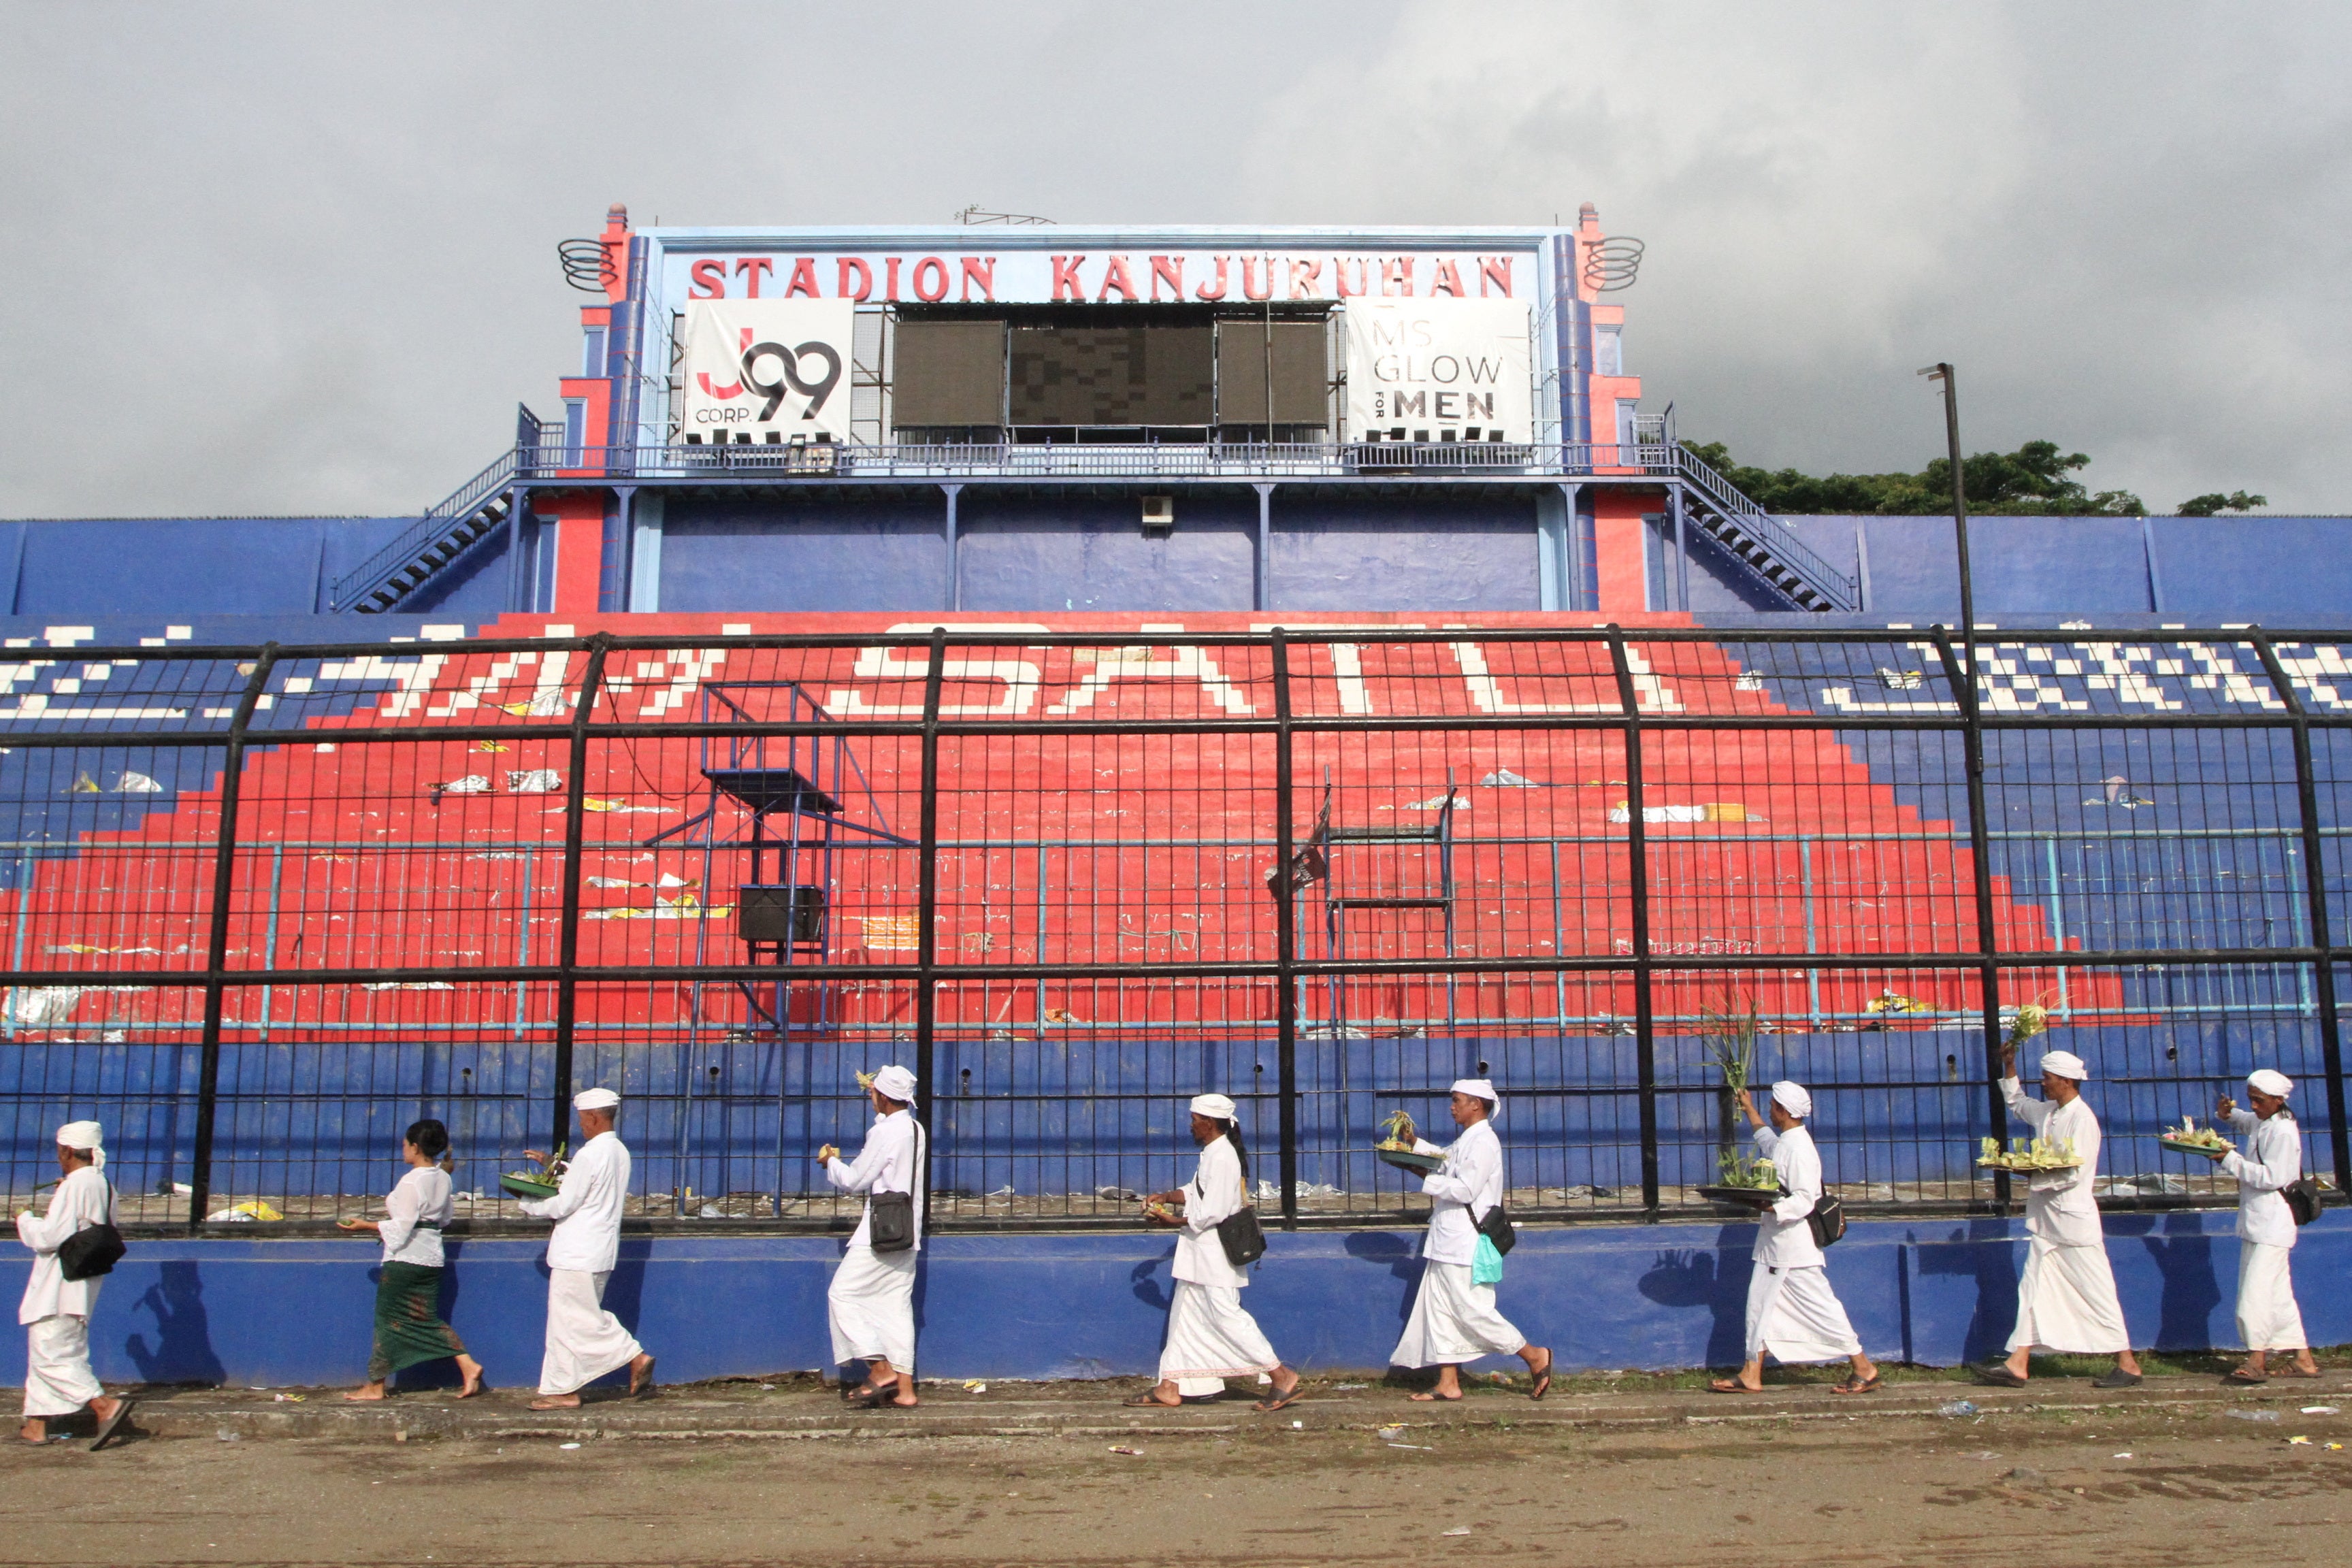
[1603, 627, 1661, 1217]
[1928, 626, 2012, 1211]
[1269, 631, 1301, 1228]
[2247, 631, 2351, 1190]
[188, 644, 280, 1233]
[914, 627, 947, 1222]
[549, 633, 612, 1153]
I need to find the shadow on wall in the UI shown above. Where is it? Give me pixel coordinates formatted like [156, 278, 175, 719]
[1915, 1219, 2023, 1363]
[122, 1260, 225, 1385]
[1636, 1230, 1754, 1369]
[1342, 1230, 1421, 1337]
[2114, 1213, 2226, 1352]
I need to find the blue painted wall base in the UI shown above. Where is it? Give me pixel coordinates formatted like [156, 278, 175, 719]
[5, 1212, 2339, 1391]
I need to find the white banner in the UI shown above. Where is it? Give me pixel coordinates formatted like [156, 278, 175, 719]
[678, 299, 856, 442]
[1343, 298, 1532, 442]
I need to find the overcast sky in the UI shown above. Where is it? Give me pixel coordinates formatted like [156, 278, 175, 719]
[3, 1, 2346, 517]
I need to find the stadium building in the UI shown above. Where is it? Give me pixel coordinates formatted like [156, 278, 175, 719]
[2, 206, 2347, 1388]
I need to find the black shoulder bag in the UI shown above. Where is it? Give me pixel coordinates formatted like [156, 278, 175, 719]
[1477, 1200, 1517, 1256]
[1216, 1204, 1267, 1267]
[867, 1122, 924, 1254]
[57, 1177, 126, 1281]
[2284, 1175, 2323, 1227]
[1806, 1192, 1847, 1247]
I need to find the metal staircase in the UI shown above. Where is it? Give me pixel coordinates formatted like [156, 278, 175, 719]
[329, 446, 523, 612]
[1667, 444, 1861, 612]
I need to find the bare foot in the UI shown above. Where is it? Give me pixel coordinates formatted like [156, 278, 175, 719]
[528, 1393, 581, 1410]
[342, 1382, 387, 1402]
[457, 1357, 486, 1399]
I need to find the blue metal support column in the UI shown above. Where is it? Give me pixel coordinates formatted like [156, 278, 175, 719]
[943, 483, 962, 612]
[609, 485, 637, 612]
[1550, 482, 1583, 612]
[503, 483, 529, 613]
[1671, 482, 1690, 612]
[1254, 483, 1275, 612]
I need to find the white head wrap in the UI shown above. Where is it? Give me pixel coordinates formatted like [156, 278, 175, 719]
[1189, 1093, 1237, 1120]
[573, 1087, 621, 1111]
[870, 1064, 917, 1102]
[56, 1120, 104, 1169]
[2247, 1068, 2295, 1098]
[1769, 1081, 1812, 1117]
[2038, 1050, 2089, 1082]
[1449, 1078, 1499, 1114]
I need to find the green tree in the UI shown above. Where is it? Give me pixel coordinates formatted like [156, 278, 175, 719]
[2176, 490, 2267, 516]
[1682, 438, 2146, 516]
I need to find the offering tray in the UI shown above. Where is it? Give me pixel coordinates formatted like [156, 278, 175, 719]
[1696, 1183, 1782, 1209]
[1375, 1147, 1446, 1174]
[2158, 1135, 2232, 1157]
[499, 1173, 560, 1200]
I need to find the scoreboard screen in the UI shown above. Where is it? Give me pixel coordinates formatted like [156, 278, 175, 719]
[1008, 326, 1214, 427]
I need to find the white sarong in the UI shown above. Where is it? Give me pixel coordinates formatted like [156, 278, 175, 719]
[1745, 1262, 1861, 1363]
[538, 1268, 642, 1395]
[2237, 1241, 2307, 1352]
[828, 1245, 917, 1370]
[1390, 1259, 1526, 1367]
[22, 1313, 103, 1418]
[1160, 1280, 1279, 1396]
[2006, 1236, 2129, 1355]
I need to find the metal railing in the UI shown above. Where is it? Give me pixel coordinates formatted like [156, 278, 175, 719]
[3, 627, 2344, 1235]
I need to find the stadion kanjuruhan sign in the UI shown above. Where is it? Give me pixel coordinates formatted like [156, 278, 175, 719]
[662, 249, 1535, 305]
[677, 299, 857, 442]
[1343, 299, 1532, 442]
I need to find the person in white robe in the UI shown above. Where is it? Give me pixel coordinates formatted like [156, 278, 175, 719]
[520, 1088, 653, 1408]
[16, 1121, 136, 1448]
[1128, 1093, 1302, 1411]
[1976, 1047, 2143, 1388]
[1386, 1079, 1554, 1401]
[1709, 1082, 1878, 1394]
[2201, 1069, 2319, 1382]
[819, 1064, 925, 1409]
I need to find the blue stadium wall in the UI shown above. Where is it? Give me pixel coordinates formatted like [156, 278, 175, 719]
[11, 509, 2352, 623]
[3, 1213, 2344, 1390]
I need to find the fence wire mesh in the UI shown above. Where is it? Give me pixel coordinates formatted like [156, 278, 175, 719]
[1, 627, 2345, 1234]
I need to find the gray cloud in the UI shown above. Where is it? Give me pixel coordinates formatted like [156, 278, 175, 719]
[2, 0, 2344, 516]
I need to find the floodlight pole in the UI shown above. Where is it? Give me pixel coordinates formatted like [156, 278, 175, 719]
[1920, 363, 1975, 642]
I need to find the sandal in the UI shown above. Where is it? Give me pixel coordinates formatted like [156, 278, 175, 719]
[1526, 1349, 1553, 1401]
[2223, 1368, 2269, 1386]
[1970, 1363, 2028, 1388]
[1830, 1373, 1881, 1395]
[1708, 1379, 1764, 1394]
[1254, 1382, 1305, 1414]
[1122, 1391, 1181, 1408]
[90, 1398, 138, 1452]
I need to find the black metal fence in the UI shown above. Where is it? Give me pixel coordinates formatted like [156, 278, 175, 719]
[1, 625, 2344, 1233]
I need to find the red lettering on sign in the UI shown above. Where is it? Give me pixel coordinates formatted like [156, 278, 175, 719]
[912, 255, 950, 302]
[689, 259, 727, 299]
[1150, 255, 1184, 299]
[1194, 256, 1230, 301]
[1051, 255, 1086, 301]
[1479, 257, 1513, 297]
[885, 257, 902, 301]
[1332, 257, 1367, 297]
[960, 256, 996, 300]
[1381, 257, 1414, 297]
[1097, 255, 1138, 302]
[1288, 259, 1322, 298]
[1240, 256, 1273, 301]
[1430, 259, 1465, 297]
[838, 257, 873, 301]
[784, 257, 820, 297]
[735, 258, 774, 299]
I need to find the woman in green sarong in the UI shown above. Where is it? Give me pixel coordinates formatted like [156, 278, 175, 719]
[338, 1120, 485, 1399]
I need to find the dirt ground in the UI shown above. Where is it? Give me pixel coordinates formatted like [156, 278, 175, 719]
[4, 1380, 2351, 1567]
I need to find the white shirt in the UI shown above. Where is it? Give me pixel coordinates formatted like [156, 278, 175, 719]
[1750, 1122, 1825, 1269]
[16, 1164, 114, 1324]
[1999, 1078, 2105, 1247]
[1414, 1117, 1503, 1267]
[520, 1130, 630, 1272]
[379, 1165, 454, 1267]
[2222, 1107, 2302, 1249]
[823, 1109, 924, 1252]
[1172, 1134, 1251, 1288]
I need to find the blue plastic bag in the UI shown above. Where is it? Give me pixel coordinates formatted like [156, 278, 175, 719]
[1471, 1233, 1505, 1286]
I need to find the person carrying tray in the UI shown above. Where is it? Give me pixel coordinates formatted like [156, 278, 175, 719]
[1128, 1093, 1302, 1411]
[520, 1088, 655, 1409]
[338, 1118, 486, 1401]
[1974, 1047, 2143, 1388]
[1710, 1082, 1878, 1395]
[2206, 1069, 2320, 1383]
[819, 1065, 925, 1409]
[16, 1120, 136, 1449]
[1385, 1078, 1552, 1402]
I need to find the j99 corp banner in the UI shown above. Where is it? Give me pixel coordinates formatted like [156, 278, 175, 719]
[678, 299, 857, 443]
